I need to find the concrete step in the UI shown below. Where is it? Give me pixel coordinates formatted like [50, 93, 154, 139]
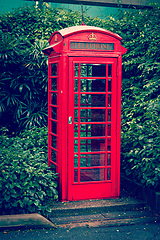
[49, 191, 145, 217]
[49, 210, 160, 229]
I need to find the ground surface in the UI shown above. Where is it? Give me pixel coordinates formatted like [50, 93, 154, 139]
[0, 221, 160, 240]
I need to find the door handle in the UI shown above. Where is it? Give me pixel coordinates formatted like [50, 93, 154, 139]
[68, 116, 72, 124]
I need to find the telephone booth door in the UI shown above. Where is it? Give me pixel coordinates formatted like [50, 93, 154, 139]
[68, 57, 118, 200]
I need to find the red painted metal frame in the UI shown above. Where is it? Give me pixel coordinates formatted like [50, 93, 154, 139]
[43, 25, 127, 201]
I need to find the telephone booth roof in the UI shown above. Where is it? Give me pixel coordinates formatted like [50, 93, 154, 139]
[49, 25, 122, 42]
[42, 25, 126, 56]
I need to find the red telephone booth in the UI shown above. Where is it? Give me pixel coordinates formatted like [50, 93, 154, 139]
[43, 25, 127, 201]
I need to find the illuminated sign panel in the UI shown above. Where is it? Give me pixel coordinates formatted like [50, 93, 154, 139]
[70, 42, 114, 51]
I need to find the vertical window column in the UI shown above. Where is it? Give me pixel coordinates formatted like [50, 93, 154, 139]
[48, 63, 59, 167]
[107, 64, 112, 180]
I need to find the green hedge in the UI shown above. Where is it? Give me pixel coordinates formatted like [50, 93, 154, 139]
[0, 127, 58, 215]
[0, 4, 160, 191]
[117, 7, 160, 190]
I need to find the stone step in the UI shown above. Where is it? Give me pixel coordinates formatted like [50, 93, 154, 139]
[49, 191, 145, 217]
[49, 210, 160, 229]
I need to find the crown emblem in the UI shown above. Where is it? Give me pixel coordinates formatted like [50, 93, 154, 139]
[88, 33, 97, 41]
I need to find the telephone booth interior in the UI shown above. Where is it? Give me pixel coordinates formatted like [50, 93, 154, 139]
[43, 25, 127, 201]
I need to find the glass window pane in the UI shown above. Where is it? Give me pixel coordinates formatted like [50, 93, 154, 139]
[52, 121, 57, 134]
[80, 109, 105, 122]
[80, 109, 89, 122]
[74, 139, 78, 153]
[80, 154, 88, 167]
[92, 64, 106, 77]
[75, 63, 79, 77]
[51, 149, 57, 163]
[108, 64, 112, 77]
[81, 64, 106, 77]
[80, 124, 105, 137]
[80, 169, 105, 182]
[107, 109, 111, 122]
[107, 153, 111, 166]
[91, 139, 105, 152]
[80, 139, 91, 152]
[80, 154, 105, 167]
[51, 63, 57, 76]
[74, 79, 78, 92]
[52, 107, 57, 120]
[80, 124, 91, 137]
[108, 79, 111, 92]
[51, 135, 57, 149]
[74, 109, 78, 122]
[107, 124, 111, 136]
[74, 94, 78, 107]
[74, 154, 78, 168]
[51, 78, 57, 91]
[81, 79, 106, 92]
[51, 93, 57, 105]
[108, 94, 111, 107]
[107, 138, 111, 151]
[81, 64, 92, 77]
[80, 94, 106, 107]
[107, 168, 111, 180]
[74, 169, 78, 182]
[50, 162, 56, 171]
[80, 139, 105, 152]
[74, 124, 78, 137]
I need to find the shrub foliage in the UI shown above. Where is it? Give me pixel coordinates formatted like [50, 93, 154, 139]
[0, 4, 160, 196]
[115, 7, 160, 190]
[0, 127, 58, 215]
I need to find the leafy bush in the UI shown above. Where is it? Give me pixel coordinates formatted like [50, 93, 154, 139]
[118, 6, 160, 190]
[0, 3, 159, 191]
[0, 30, 49, 134]
[121, 94, 160, 190]
[0, 127, 58, 215]
[0, 4, 82, 134]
